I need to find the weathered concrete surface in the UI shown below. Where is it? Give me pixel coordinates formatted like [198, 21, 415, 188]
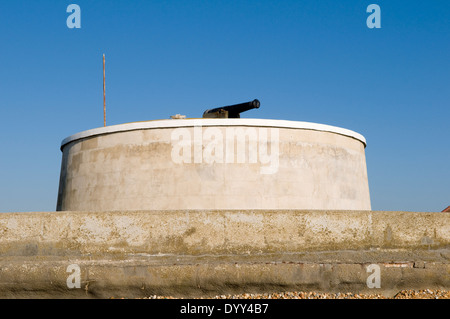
[57, 119, 371, 211]
[1, 210, 448, 255]
[0, 210, 448, 298]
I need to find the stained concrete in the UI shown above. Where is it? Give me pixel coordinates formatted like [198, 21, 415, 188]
[0, 210, 448, 298]
[57, 119, 371, 211]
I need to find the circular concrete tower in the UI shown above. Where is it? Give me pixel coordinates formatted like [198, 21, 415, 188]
[56, 119, 371, 211]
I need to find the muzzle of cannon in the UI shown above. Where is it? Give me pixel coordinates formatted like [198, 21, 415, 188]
[202, 99, 260, 118]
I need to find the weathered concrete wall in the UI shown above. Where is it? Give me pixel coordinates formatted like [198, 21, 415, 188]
[0, 210, 448, 298]
[57, 119, 371, 211]
[1, 210, 448, 256]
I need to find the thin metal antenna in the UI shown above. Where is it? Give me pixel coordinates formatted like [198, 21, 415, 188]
[103, 54, 106, 127]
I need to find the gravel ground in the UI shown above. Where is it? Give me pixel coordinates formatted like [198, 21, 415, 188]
[141, 289, 450, 299]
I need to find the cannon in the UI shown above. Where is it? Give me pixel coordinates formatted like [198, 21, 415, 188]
[202, 99, 260, 118]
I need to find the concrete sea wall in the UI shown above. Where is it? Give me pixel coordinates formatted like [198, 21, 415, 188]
[0, 210, 448, 298]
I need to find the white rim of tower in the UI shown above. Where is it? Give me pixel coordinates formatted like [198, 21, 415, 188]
[60, 118, 367, 150]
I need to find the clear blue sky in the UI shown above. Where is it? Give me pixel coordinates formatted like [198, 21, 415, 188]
[0, 0, 448, 212]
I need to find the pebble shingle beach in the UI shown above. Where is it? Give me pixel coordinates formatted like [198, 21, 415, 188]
[139, 289, 449, 299]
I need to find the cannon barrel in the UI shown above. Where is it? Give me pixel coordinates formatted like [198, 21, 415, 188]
[202, 99, 260, 118]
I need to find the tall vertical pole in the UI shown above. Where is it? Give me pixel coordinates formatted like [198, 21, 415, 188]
[103, 54, 106, 127]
